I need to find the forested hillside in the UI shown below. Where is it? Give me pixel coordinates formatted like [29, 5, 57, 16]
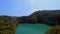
[0, 10, 60, 34]
[18, 10, 60, 26]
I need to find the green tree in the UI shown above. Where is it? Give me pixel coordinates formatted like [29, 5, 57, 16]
[44, 25, 60, 34]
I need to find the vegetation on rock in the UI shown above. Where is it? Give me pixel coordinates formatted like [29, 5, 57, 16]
[0, 15, 18, 34]
[0, 10, 60, 34]
[45, 25, 60, 34]
[18, 10, 60, 26]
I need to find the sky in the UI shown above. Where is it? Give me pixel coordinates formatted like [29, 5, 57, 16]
[0, 0, 60, 16]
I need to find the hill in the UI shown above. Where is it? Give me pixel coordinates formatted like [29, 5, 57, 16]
[18, 10, 60, 26]
[0, 10, 60, 34]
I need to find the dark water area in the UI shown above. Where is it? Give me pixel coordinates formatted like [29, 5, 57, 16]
[15, 23, 52, 34]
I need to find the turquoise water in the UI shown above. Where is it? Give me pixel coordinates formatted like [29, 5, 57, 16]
[15, 24, 52, 34]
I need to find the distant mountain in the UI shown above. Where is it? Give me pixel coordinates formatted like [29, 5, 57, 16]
[18, 10, 60, 26]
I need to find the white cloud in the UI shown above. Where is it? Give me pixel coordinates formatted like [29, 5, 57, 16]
[32, 8, 60, 12]
[32, 9, 39, 12]
[32, 8, 49, 12]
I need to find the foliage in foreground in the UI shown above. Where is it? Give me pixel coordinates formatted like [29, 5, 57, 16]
[0, 15, 18, 34]
[45, 25, 60, 34]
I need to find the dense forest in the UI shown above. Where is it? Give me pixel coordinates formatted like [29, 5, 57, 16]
[0, 10, 60, 34]
[18, 10, 60, 26]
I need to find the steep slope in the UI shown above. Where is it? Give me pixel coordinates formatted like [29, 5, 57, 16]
[18, 10, 60, 26]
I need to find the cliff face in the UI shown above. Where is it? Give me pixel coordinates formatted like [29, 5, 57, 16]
[29, 10, 60, 25]
[18, 10, 60, 26]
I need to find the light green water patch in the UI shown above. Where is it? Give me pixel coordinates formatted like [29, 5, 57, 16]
[15, 24, 52, 34]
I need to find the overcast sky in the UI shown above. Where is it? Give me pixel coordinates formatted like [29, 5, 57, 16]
[0, 0, 60, 16]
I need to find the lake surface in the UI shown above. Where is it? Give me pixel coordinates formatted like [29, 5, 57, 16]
[15, 24, 52, 34]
